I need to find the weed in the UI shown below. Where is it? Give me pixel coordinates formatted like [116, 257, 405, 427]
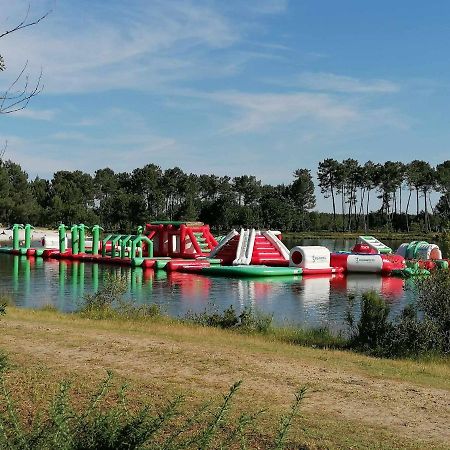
[39, 304, 59, 313]
[0, 293, 13, 316]
[0, 352, 7, 373]
[0, 370, 306, 449]
[186, 305, 273, 333]
[274, 327, 346, 349]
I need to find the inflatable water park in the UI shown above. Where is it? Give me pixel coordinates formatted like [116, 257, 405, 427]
[0, 221, 448, 279]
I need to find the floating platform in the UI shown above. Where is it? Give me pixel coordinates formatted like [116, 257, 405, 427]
[179, 265, 303, 277]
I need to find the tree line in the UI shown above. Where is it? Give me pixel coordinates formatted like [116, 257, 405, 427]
[0, 158, 449, 233]
[318, 158, 450, 233]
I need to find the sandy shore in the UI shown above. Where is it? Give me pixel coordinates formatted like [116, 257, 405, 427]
[0, 227, 58, 243]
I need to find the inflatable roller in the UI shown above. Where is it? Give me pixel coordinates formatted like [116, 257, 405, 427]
[289, 246, 331, 269]
[396, 241, 442, 260]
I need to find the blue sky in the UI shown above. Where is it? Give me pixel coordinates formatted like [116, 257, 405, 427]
[1, 0, 449, 209]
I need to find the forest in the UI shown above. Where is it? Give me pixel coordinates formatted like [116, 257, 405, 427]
[0, 157, 449, 233]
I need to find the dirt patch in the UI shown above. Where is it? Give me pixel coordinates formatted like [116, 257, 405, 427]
[1, 316, 449, 448]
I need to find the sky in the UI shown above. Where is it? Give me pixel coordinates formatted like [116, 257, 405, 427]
[0, 0, 450, 210]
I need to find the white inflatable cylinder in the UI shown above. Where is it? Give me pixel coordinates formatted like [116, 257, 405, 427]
[346, 254, 383, 273]
[289, 246, 330, 269]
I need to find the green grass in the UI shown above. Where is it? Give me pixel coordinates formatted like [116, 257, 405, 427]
[1, 307, 449, 449]
[0, 366, 307, 450]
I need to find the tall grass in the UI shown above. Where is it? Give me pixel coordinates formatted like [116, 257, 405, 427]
[0, 293, 12, 316]
[0, 367, 307, 449]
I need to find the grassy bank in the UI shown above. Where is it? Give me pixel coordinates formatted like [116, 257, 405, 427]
[0, 306, 449, 449]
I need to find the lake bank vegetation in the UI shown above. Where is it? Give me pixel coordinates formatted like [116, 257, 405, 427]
[6, 267, 445, 361]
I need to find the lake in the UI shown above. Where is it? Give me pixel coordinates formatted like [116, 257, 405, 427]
[0, 238, 445, 331]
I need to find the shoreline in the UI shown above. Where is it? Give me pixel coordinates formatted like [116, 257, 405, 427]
[0, 226, 56, 244]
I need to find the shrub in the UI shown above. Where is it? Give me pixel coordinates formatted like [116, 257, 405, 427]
[347, 291, 392, 353]
[0, 370, 307, 449]
[347, 287, 448, 358]
[79, 273, 128, 314]
[239, 307, 273, 334]
[185, 304, 239, 328]
[382, 305, 443, 357]
[186, 305, 273, 333]
[79, 273, 161, 321]
[416, 269, 450, 354]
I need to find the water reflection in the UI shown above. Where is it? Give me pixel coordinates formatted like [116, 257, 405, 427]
[0, 254, 412, 329]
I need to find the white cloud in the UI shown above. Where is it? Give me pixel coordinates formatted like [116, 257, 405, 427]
[221, 91, 358, 132]
[296, 72, 400, 94]
[173, 87, 410, 135]
[13, 108, 57, 121]
[0, 0, 242, 94]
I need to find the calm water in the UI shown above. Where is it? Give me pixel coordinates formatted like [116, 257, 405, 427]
[0, 238, 445, 331]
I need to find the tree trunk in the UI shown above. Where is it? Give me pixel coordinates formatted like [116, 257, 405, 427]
[416, 188, 419, 216]
[405, 190, 412, 232]
[366, 189, 371, 231]
[330, 184, 337, 231]
[359, 188, 366, 230]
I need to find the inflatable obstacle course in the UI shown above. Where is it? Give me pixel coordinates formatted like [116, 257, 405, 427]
[1, 221, 447, 278]
[212, 229, 290, 266]
[356, 236, 392, 254]
[145, 221, 217, 258]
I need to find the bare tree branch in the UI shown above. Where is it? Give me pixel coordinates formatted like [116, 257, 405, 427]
[0, 4, 51, 39]
[0, 4, 50, 114]
[0, 61, 43, 114]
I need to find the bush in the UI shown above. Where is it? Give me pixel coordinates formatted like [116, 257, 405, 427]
[416, 269, 450, 354]
[347, 291, 392, 353]
[0, 370, 307, 450]
[239, 307, 273, 334]
[383, 305, 442, 357]
[186, 305, 273, 333]
[347, 287, 448, 358]
[79, 273, 161, 321]
[185, 304, 239, 328]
